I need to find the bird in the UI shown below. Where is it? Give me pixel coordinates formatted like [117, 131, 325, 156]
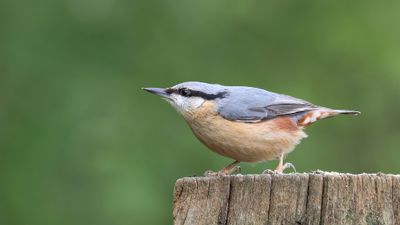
[143, 81, 360, 175]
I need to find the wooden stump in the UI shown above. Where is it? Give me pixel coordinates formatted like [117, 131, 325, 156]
[173, 172, 400, 225]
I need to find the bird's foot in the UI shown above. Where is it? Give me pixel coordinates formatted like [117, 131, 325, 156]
[204, 170, 219, 176]
[226, 165, 241, 175]
[204, 166, 241, 177]
[274, 162, 296, 173]
[262, 169, 276, 174]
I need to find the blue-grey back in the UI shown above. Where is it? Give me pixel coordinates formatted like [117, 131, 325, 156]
[216, 86, 318, 122]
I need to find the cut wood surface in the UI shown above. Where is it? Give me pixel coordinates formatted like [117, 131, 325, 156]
[173, 172, 400, 225]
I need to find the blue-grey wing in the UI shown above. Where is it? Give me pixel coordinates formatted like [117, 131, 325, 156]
[216, 87, 318, 122]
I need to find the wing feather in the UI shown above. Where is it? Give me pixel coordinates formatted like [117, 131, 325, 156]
[216, 87, 318, 122]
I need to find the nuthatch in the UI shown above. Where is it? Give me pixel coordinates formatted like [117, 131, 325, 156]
[143, 82, 360, 175]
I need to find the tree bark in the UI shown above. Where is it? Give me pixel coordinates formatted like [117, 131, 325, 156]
[173, 172, 400, 225]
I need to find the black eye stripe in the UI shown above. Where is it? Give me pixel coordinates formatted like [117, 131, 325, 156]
[168, 88, 227, 100]
[166, 88, 190, 96]
[165, 88, 174, 94]
[179, 88, 192, 97]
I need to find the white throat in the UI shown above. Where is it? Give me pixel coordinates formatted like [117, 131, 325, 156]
[166, 94, 206, 116]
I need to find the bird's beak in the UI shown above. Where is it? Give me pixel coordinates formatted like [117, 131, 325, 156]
[142, 87, 171, 99]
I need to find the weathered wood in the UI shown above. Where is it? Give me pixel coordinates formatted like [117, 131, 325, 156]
[173, 172, 400, 225]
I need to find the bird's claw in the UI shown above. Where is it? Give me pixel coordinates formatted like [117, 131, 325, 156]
[283, 162, 297, 173]
[203, 170, 217, 176]
[266, 162, 297, 174]
[230, 165, 241, 174]
[262, 169, 276, 174]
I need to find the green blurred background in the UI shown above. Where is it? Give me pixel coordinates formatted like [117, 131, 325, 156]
[1, 1, 400, 224]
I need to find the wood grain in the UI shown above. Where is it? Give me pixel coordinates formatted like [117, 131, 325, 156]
[173, 172, 400, 225]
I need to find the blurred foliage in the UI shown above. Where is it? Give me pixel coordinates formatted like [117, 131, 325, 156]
[1, 0, 400, 225]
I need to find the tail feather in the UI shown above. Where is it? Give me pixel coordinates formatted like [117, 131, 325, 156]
[297, 108, 360, 126]
[334, 109, 361, 116]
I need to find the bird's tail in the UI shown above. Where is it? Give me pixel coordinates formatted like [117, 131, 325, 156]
[333, 109, 361, 116]
[297, 108, 360, 126]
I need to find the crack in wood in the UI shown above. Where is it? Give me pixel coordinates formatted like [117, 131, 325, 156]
[319, 174, 327, 225]
[222, 178, 233, 225]
[266, 175, 273, 225]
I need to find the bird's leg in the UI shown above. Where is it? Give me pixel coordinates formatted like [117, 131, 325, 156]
[274, 154, 296, 173]
[204, 160, 240, 176]
[220, 160, 240, 175]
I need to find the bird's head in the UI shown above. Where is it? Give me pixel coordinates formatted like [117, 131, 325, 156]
[143, 81, 228, 116]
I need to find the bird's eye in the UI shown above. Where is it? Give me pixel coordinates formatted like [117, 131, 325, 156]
[179, 88, 192, 97]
